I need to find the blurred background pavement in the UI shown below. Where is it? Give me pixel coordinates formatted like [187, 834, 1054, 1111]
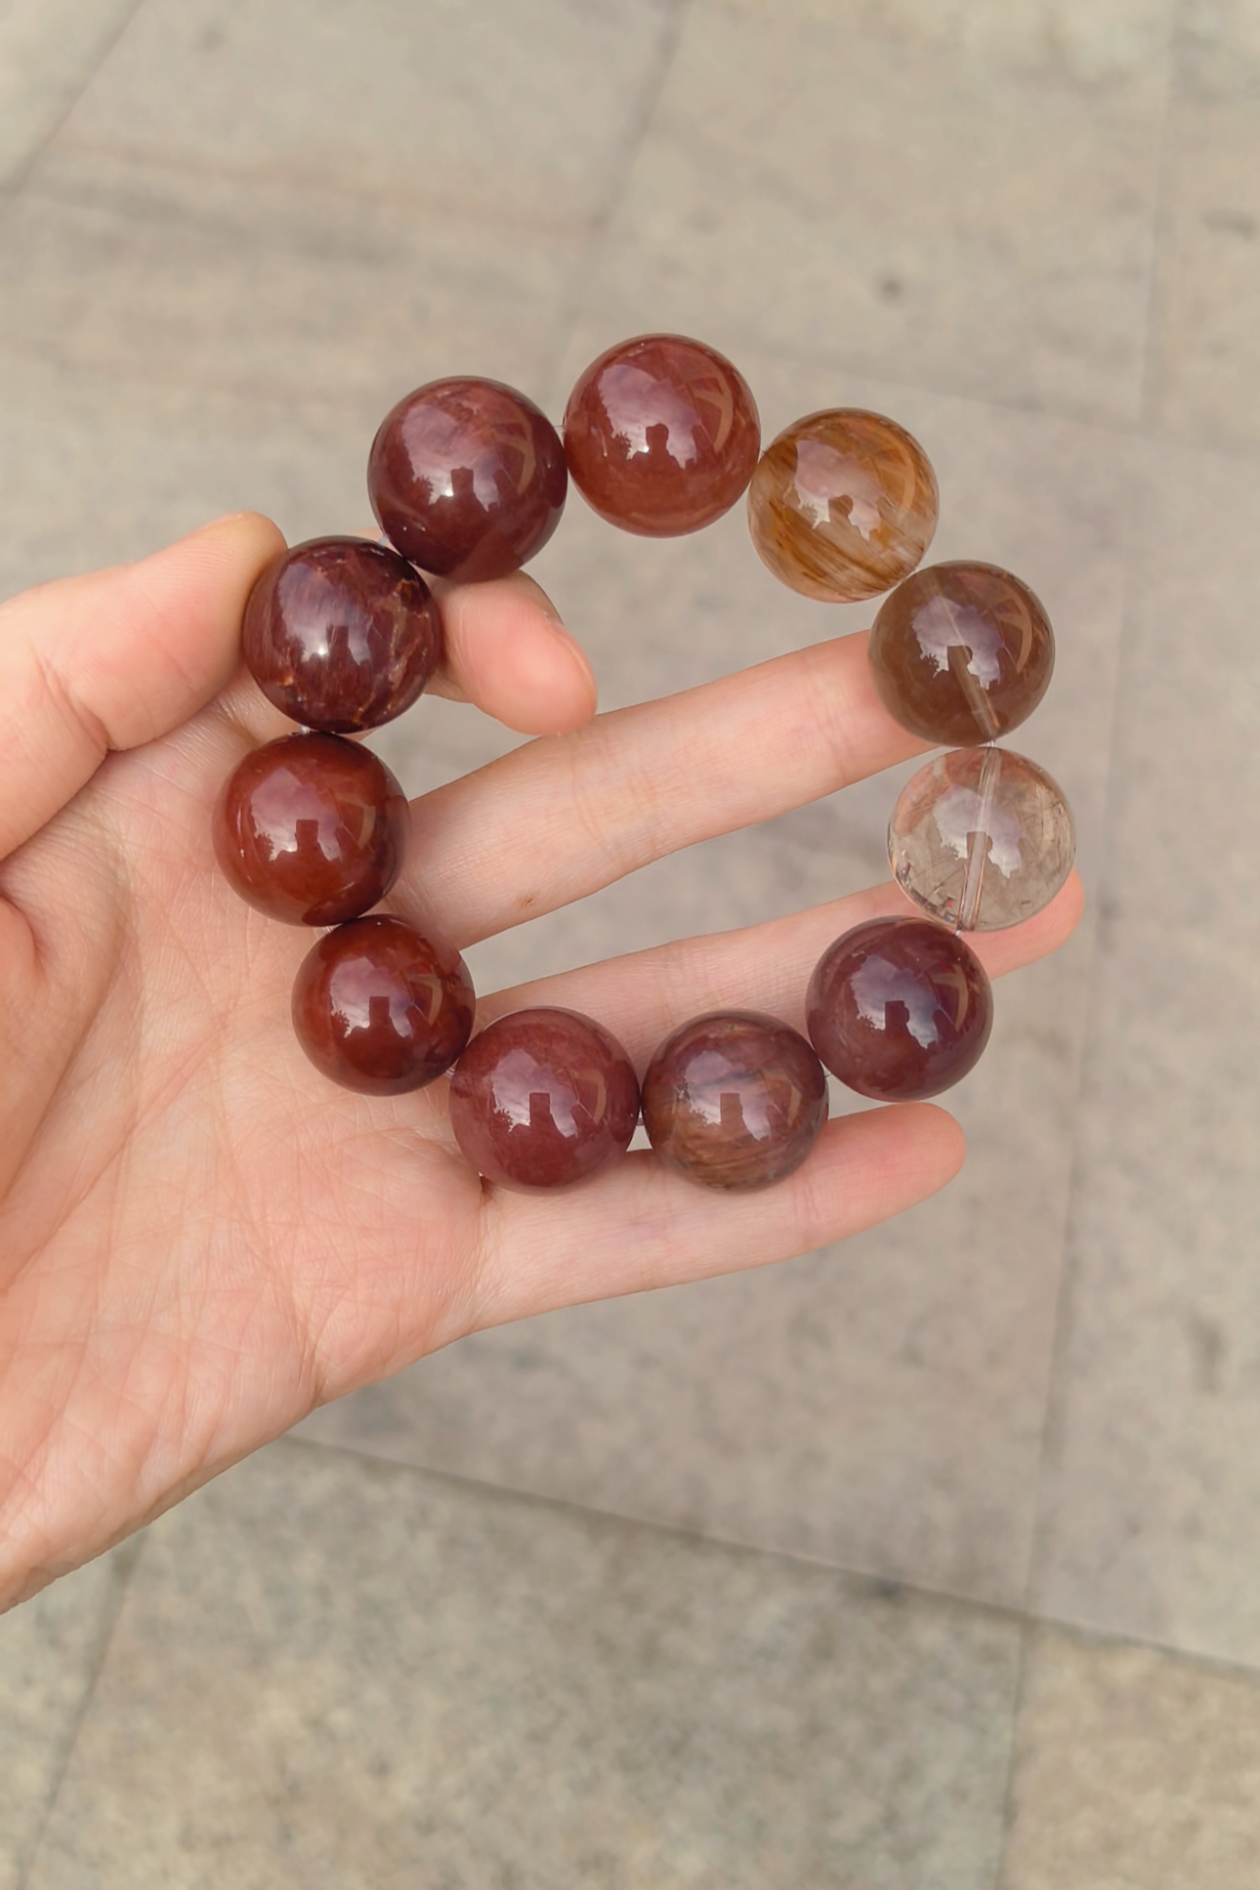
[3, 1, 1260, 1884]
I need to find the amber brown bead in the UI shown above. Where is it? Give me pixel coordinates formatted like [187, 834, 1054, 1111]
[368, 377, 567, 581]
[213, 732, 408, 926]
[642, 1010, 828, 1193]
[292, 917, 474, 1094]
[448, 1008, 640, 1192]
[807, 917, 993, 1101]
[563, 334, 760, 536]
[869, 561, 1054, 745]
[242, 536, 442, 734]
[747, 409, 938, 602]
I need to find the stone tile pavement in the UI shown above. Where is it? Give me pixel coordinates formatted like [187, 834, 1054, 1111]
[3, 0, 1260, 1882]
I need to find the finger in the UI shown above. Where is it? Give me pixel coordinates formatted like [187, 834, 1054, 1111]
[0, 513, 285, 862]
[427, 571, 597, 735]
[395, 630, 928, 948]
[474, 871, 1085, 1065]
[469, 1103, 965, 1329]
[216, 561, 598, 747]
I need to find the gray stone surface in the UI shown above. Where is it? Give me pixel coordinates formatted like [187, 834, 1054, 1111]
[580, 0, 1175, 427]
[0, 0, 136, 185]
[1000, 1626, 1260, 1888]
[0, 355, 364, 598]
[1032, 436, 1260, 1666]
[1146, 2, 1260, 446]
[26, 1441, 1021, 1890]
[0, 1546, 135, 1890]
[55, 0, 676, 225]
[0, 0, 679, 424]
[0, 170, 563, 431]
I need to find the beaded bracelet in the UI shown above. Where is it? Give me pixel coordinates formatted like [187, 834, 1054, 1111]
[213, 334, 1075, 1196]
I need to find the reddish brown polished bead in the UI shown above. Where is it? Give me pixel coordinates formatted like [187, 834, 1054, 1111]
[642, 1010, 828, 1193]
[242, 536, 442, 734]
[448, 1007, 640, 1192]
[868, 561, 1055, 745]
[563, 334, 761, 536]
[807, 917, 993, 1101]
[213, 732, 408, 926]
[748, 409, 938, 601]
[292, 917, 475, 1094]
[368, 377, 567, 581]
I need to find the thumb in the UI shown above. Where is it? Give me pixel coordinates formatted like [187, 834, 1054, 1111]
[0, 513, 285, 862]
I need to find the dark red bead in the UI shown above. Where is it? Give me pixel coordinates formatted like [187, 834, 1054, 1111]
[242, 536, 442, 734]
[213, 732, 408, 926]
[642, 1010, 828, 1193]
[563, 334, 761, 536]
[448, 1007, 640, 1192]
[806, 916, 993, 1101]
[292, 917, 475, 1094]
[368, 377, 567, 581]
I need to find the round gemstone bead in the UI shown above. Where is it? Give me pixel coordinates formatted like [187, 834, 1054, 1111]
[292, 916, 475, 1095]
[563, 333, 760, 536]
[747, 409, 938, 602]
[889, 747, 1075, 933]
[868, 561, 1054, 745]
[807, 917, 993, 1101]
[213, 732, 408, 926]
[448, 1008, 640, 1192]
[368, 377, 568, 581]
[642, 1010, 828, 1193]
[242, 536, 442, 734]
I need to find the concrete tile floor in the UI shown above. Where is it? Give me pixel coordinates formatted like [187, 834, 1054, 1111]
[581, 0, 1177, 426]
[2, 0, 1260, 1881]
[24, 1444, 1022, 1890]
[1002, 1624, 1260, 1889]
[1033, 437, 1260, 1665]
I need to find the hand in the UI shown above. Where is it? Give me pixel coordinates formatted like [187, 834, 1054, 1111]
[0, 515, 1081, 1607]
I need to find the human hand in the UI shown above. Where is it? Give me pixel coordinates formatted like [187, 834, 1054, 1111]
[0, 515, 1081, 1608]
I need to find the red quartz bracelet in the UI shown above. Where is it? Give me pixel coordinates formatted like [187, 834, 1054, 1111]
[213, 333, 1074, 1195]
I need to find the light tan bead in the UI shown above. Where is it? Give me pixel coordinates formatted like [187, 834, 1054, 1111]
[747, 408, 938, 602]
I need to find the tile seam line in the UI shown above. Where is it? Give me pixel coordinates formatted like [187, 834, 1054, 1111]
[0, 0, 147, 206]
[284, 1432, 1260, 1686]
[989, 1616, 1034, 1890]
[18, 161, 593, 241]
[1016, 466, 1144, 1610]
[541, 0, 696, 397]
[987, 916, 1123, 1882]
[15, 1533, 146, 1890]
[987, 4, 1182, 1836]
[288, 1431, 1021, 1607]
[1134, 0, 1184, 429]
[987, 367, 1156, 1890]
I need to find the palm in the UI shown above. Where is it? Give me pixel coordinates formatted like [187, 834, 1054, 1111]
[2, 700, 484, 1558]
[0, 517, 1080, 1606]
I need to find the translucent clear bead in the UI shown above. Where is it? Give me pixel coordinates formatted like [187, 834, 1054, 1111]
[888, 747, 1075, 932]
